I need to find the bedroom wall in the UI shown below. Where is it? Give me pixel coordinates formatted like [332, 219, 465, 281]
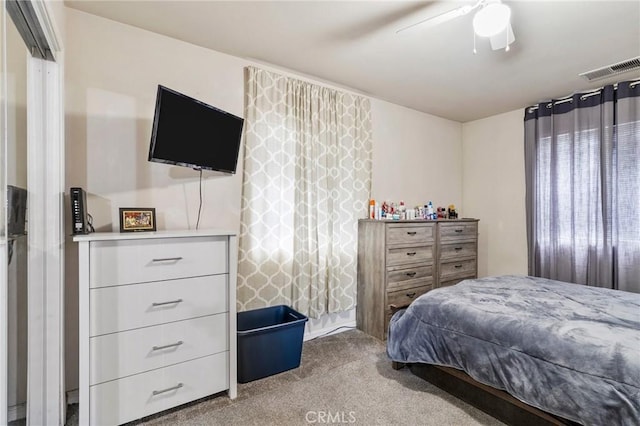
[63, 8, 463, 391]
[371, 102, 462, 210]
[461, 109, 528, 278]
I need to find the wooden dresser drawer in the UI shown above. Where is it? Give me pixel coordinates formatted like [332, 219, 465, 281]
[439, 258, 477, 281]
[439, 222, 477, 241]
[90, 353, 228, 426]
[387, 224, 434, 246]
[440, 241, 477, 260]
[90, 314, 228, 385]
[90, 274, 227, 336]
[387, 245, 433, 267]
[89, 236, 228, 288]
[387, 265, 433, 291]
[386, 284, 431, 310]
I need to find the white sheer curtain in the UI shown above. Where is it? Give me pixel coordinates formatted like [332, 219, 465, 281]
[524, 80, 640, 293]
[237, 67, 373, 318]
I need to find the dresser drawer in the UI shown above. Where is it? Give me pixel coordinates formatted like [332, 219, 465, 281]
[386, 284, 431, 310]
[439, 222, 477, 241]
[387, 246, 433, 267]
[387, 265, 433, 291]
[90, 314, 228, 385]
[387, 224, 434, 246]
[439, 258, 477, 281]
[89, 236, 228, 288]
[90, 274, 227, 336]
[90, 353, 228, 426]
[440, 242, 477, 260]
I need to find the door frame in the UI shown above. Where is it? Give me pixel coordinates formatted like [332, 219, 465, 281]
[24, 2, 64, 425]
[27, 53, 65, 425]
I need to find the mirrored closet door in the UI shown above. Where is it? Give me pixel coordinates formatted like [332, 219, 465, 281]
[2, 2, 30, 424]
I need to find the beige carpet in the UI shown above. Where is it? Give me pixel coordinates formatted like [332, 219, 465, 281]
[110, 329, 504, 426]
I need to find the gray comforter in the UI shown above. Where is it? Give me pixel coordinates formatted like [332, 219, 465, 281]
[387, 275, 640, 425]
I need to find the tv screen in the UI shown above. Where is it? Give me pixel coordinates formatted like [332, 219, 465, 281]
[148, 85, 244, 173]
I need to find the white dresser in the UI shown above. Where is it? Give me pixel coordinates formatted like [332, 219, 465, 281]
[74, 230, 237, 425]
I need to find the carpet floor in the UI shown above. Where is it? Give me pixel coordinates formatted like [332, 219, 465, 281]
[63, 329, 502, 426]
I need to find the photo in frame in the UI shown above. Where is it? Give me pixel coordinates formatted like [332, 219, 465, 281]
[119, 207, 156, 232]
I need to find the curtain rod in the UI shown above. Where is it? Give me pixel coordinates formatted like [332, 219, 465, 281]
[527, 78, 640, 113]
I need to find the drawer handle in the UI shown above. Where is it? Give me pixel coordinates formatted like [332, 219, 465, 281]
[152, 383, 183, 396]
[152, 298, 183, 307]
[406, 252, 417, 256]
[406, 292, 417, 298]
[389, 303, 410, 313]
[152, 341, 184, 351]
[152, 257, 184, 262]
[406, 231, 417, 235]
[454, 247, 463, 251]
[454, 264, 463, 269]
[454, 229, 463, 233]
[405, 272, 417, 277]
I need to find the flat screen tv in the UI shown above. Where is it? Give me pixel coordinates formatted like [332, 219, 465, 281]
[148, 85, 244, 173]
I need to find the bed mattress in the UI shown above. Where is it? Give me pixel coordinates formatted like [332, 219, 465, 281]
[387, 275, 640, 425]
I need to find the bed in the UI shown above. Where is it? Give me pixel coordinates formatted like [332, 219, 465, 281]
[387, 275, 640, 426]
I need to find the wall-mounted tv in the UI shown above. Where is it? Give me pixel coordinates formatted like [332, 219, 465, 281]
[148, 85, 244, 174]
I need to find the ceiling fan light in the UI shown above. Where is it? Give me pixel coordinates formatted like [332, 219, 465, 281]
[473, 3, 511, 38]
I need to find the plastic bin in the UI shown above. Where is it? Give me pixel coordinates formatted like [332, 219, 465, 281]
[237, 305, 308, 383]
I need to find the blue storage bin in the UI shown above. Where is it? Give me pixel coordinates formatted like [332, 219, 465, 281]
[237, 305, 308, 383]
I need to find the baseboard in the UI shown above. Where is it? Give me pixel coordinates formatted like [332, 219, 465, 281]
[303, 320, 356, 341]
[8, 402, 26, 422]
[67, 388, 79, 405]
[303, 308, 356, 341]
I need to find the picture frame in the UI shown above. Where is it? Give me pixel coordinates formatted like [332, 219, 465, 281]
[119, 207, 157, 232]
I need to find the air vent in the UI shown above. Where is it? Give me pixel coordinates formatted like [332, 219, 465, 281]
[579, 57, 640, 81]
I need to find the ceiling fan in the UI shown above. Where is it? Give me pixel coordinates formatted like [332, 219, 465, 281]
[396, 0, 515, 52]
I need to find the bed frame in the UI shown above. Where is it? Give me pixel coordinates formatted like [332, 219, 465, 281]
[392, 362, 579, 426]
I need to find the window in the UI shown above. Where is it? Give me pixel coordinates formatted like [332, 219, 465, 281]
[524, 81, 639, 293]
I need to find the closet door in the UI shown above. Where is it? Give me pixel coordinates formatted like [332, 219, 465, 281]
[0, 6, 6, 423]
[2, 3, 30, 424]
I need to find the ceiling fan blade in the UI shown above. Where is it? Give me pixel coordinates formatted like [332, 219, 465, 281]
[396, 2, 479, 34]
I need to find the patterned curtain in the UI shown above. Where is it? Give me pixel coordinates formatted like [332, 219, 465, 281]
[237, 67, 373, 318]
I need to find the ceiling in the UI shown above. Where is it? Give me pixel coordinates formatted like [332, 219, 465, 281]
[65, 1, 640, 123]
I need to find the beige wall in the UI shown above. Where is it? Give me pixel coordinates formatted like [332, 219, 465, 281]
[462, 109, 528, 278]
[64, 8, 463, 391]
[371, 101, 462, 211]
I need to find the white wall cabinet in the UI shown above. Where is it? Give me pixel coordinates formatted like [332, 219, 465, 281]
[74, 230, 237, 425]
